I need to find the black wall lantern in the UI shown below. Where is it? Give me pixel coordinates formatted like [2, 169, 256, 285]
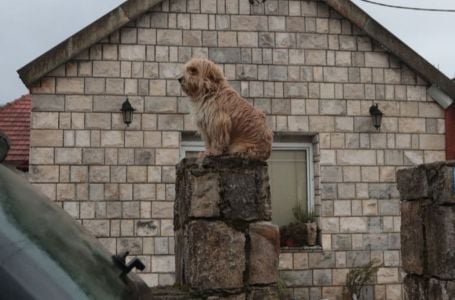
[121, 98, 135, 127]
[369, 104, 383, 130]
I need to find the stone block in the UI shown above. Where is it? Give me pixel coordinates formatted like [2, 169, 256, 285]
[297, 33, 328, 49]
[323, 67, 348, 82]
[158, 114, 184, 130]
[29, 165, 59, 183]
[424, 204, 455, 278]
[32, 112, 59, 129]
[284, 82, 308, 98]
[55, 148, 82, 164]
[86, 113, 111, 129]
[426, 163, 455, 204]
[82, 148, 104, 165]
[156, 149, 180, 165]
[182, 221, 245, 289]
[320, 99, 346, 115]
[337, 150, 376, 165]
[308, 252, 336, 269]
[135, 149, 155, 165]
[93, 61, 120, 77]
[280, 270, 312, 287]
[30, 130, 63, 147]
[56, 78, 84, 94]
[190, 173, 221, 218]
[83, 220, 109, 237]
[209, 48, 241, 63]
[231, 16, 267, 31]
[32, 95, 64, 112]
[396, 166, 429, 201]
[365, 52, 389, 67]
[343, 83, 364, 99]
[100, 131, 124, 147]
[246, 287, 279, 300]
[157, 29, 182, 45]
[65, 95, 92, 112]
[152, 255, 175, 273]
[29, 148, 54, 165]
[175, 157, 271, 229]
[248, 222, 279, 285]
[313, 269, 332, 286]
[399, 118, 426, 133]
[403, 275, 428, 300]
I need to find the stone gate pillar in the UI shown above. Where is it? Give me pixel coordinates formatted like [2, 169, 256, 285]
[174, 156, 279, 299]
[397, 161, 455, 299]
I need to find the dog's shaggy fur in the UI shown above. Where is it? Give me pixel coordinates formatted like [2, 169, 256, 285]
[179, 58, 273, 160]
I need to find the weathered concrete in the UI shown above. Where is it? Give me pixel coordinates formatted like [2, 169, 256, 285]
[174, 156, 278, 298]
[398, 161, 455, 299]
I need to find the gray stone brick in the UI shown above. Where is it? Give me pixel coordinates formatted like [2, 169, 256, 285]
[30, 130, 63, 147]
[280, 270, 312, 287]
[157, 29, 182, 45]
[29, 166, 59, 183]
[365, 52, 389, 67]
[231, 15, 267, 31]
[209, 48, 241, 63]
[297, 33, 328, 49]
[93, 61, 120, 77]
[85, 113, 111, 129]
[32, 95, 64, 112]
[55, 148, 82, 165]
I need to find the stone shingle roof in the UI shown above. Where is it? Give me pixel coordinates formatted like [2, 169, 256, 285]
[17, 0, 455, 108]
[0, 94, 31, 166]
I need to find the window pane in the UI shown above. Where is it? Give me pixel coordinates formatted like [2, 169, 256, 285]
[268, 150, 307, 226]
[185, 151, 202, 158]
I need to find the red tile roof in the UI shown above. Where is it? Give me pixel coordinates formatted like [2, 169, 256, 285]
[0, 94, 31, 165]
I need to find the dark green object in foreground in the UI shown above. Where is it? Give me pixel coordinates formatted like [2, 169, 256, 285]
[0, 165, 150, 300]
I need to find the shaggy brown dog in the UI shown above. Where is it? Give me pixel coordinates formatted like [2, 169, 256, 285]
[179, 58, 272, 160]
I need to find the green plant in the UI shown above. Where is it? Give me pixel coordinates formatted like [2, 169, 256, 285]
[345, 259, 381, 300]
[277, 272, 291, 300]
[292, 203, 318, 223]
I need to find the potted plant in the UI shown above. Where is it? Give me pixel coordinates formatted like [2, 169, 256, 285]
[292, 203, 318, 246]
[343, 259, 381, 300]
[279, 204, 319, 247]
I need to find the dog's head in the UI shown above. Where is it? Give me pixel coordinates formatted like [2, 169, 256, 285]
[179, 58, 225, 99]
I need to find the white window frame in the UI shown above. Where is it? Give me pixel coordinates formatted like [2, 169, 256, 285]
[180, 140, 315, 212]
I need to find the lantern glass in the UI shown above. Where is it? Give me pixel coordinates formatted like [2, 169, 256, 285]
[121, 98, 135, 127]
[372, 114, 382, 129]
[123, 110, 133, 126]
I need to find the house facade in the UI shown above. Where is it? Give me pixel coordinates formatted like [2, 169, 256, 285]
[19, 0, 455, 299]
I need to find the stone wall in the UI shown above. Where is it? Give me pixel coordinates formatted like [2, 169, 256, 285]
[174, 156, 279, 299]
[397, 162, 455, 299]
[27, 0, 446, 298]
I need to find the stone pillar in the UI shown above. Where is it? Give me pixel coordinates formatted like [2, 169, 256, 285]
[174, 156, 279, 299]
[397, 161, 455, 299]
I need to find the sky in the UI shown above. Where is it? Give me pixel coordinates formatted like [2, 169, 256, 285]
[0, 0, 454, 105]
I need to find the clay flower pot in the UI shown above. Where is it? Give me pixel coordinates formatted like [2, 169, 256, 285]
[304, 222, 318, 246]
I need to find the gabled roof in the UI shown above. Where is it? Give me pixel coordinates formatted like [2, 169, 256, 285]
[18, 0, 455, 108]
[0, 95, 31, 166]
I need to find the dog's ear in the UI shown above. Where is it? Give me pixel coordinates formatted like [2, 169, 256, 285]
[207, 65, 223, 83]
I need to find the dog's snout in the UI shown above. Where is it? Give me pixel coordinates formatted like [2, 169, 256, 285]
[178, 76, 184, 83]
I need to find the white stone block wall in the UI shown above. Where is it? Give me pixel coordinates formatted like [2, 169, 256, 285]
[28, 0, 445, 298]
